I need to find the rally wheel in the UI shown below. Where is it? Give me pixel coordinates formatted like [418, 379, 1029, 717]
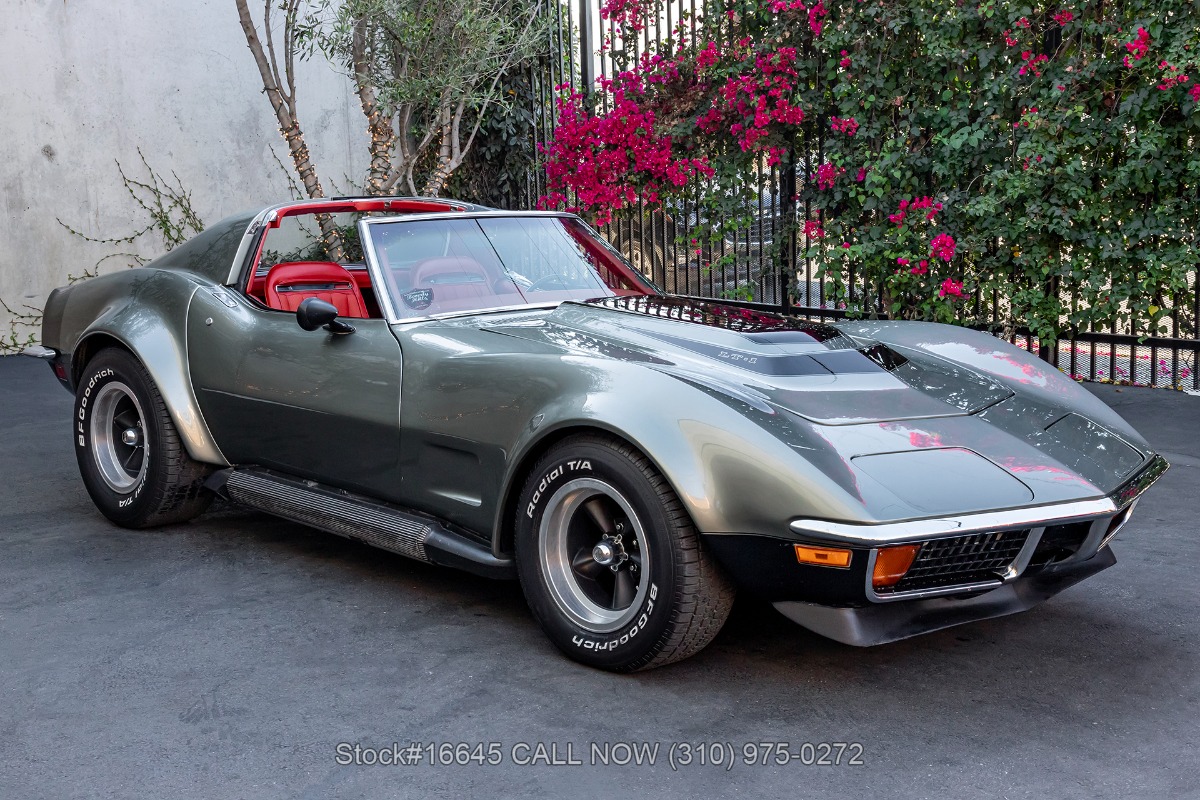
[74, 348, 212, 528]
[515, 434, 734, 671]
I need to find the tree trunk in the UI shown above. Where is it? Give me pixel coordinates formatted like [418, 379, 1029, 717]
[352, 16, 394, 196]
[422, 106, 455, 197]
[235, 0, 343, 259]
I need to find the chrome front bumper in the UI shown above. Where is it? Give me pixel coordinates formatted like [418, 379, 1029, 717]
[788, 454, 1168, 548]
[786, 454, 1168, 605]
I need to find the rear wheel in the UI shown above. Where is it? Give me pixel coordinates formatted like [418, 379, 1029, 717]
[515, 435, 735, 671]
[74, 348, 213, 528]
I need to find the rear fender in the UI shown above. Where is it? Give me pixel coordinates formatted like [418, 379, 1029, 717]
[60, 269, 228, 466]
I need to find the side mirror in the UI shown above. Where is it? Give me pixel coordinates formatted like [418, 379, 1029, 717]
[296, 297, 355, 334]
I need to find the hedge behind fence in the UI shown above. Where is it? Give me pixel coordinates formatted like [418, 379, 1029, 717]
[541, 0, 1200, 344]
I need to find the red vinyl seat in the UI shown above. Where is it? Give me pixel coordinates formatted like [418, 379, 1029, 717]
[265, 261, 369, 319]
[411, 257, 497, 303]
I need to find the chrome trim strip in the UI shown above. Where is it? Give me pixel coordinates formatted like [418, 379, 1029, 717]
[358, 210, 575, 228]
[391, 302, 568, 326]
[21, 345, 58, 360]
[1111, 454, 1170, 506]
[790, 454, 1168, 547]
[875, 580, 1005, 602]
[1002, 526, 1046, 580]
[357, 218, 402, 324]
[792, 498, 1116, 546]
[1099, 498, 1138, 550]
[223, 213, 268, 286]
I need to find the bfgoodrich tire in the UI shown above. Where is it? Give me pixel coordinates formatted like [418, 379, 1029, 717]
[515, 434, 735, 671]
[74, 348, 213, 528]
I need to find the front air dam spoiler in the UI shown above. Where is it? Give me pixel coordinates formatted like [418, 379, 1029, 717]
[773, 547, 1115, 646]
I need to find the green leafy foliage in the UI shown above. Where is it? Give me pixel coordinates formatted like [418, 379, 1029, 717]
[543, 0, 1200, 344]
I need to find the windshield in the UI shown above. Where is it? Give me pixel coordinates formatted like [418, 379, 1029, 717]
[364, 215, 652, 319]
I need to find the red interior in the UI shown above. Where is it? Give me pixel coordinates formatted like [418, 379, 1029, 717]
[243, 200, 653, 319]
[245, 198, 467, 304]
[264, 261, 369, 319]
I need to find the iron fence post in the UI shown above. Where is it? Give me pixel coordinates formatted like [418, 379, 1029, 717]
[780, 145, 797, 316]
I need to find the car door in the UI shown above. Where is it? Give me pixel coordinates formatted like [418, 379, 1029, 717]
[186, 287, 404, 501]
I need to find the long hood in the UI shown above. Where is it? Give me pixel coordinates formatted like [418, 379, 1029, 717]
[481, 296, 1151, 517]
[487, 295, 1013, 425]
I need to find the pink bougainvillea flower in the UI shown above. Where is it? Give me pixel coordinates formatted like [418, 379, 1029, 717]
[930, 233, 957, 262]
[1052, 9, 1073, 25]
[1019, 52, 1049, 76]
[938, 278, 964, 299]
[1125, 27, 1151, 61]
[831, 115, 859, 136]
[808, 0, 827, 35]
[599, 0, 654, 31]
[815, 161, 843, 190]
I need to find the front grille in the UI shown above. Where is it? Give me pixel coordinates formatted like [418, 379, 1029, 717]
[877, 529, 1030, 595]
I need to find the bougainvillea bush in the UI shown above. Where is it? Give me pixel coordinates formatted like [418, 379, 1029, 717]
[539, 0, 1200, 342]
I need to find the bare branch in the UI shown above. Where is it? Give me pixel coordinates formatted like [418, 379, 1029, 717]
[284, 0, 300, 110]
[262, 0, 288, 106]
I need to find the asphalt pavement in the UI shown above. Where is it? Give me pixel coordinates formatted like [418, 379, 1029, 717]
[1, 354, 1197, 799]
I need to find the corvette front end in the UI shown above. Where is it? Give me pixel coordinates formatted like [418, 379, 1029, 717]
[705, 454, 1167, 645]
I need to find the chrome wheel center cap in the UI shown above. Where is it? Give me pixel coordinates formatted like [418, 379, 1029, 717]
[592, 541, 618, 566]
[121, 428, 142, 447]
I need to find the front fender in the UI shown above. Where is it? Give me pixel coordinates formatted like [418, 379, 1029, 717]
[836, 320, 1148, 449]
[54, 269, 228, 466]
[493, 359, 869, 546]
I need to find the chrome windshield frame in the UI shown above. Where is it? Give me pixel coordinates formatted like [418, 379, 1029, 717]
[358, 211, 622, 325]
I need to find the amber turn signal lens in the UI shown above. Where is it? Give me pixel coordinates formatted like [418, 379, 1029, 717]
[794, 544, 853, 568]
[872, 544, 921, 588]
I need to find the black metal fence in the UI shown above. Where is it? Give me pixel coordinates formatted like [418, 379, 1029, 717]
[510, 0, 1199, 390]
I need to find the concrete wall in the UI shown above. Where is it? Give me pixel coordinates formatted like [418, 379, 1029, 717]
[0, 0, 366, 349]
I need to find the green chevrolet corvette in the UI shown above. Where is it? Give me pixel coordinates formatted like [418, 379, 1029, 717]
[26, 197, 1167, 671]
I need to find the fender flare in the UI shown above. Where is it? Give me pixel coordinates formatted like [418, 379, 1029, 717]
[70, 271, 228, 466]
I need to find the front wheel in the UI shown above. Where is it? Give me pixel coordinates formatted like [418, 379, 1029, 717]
[515, 435, 734, 671]
[74, 348, 213, 528]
